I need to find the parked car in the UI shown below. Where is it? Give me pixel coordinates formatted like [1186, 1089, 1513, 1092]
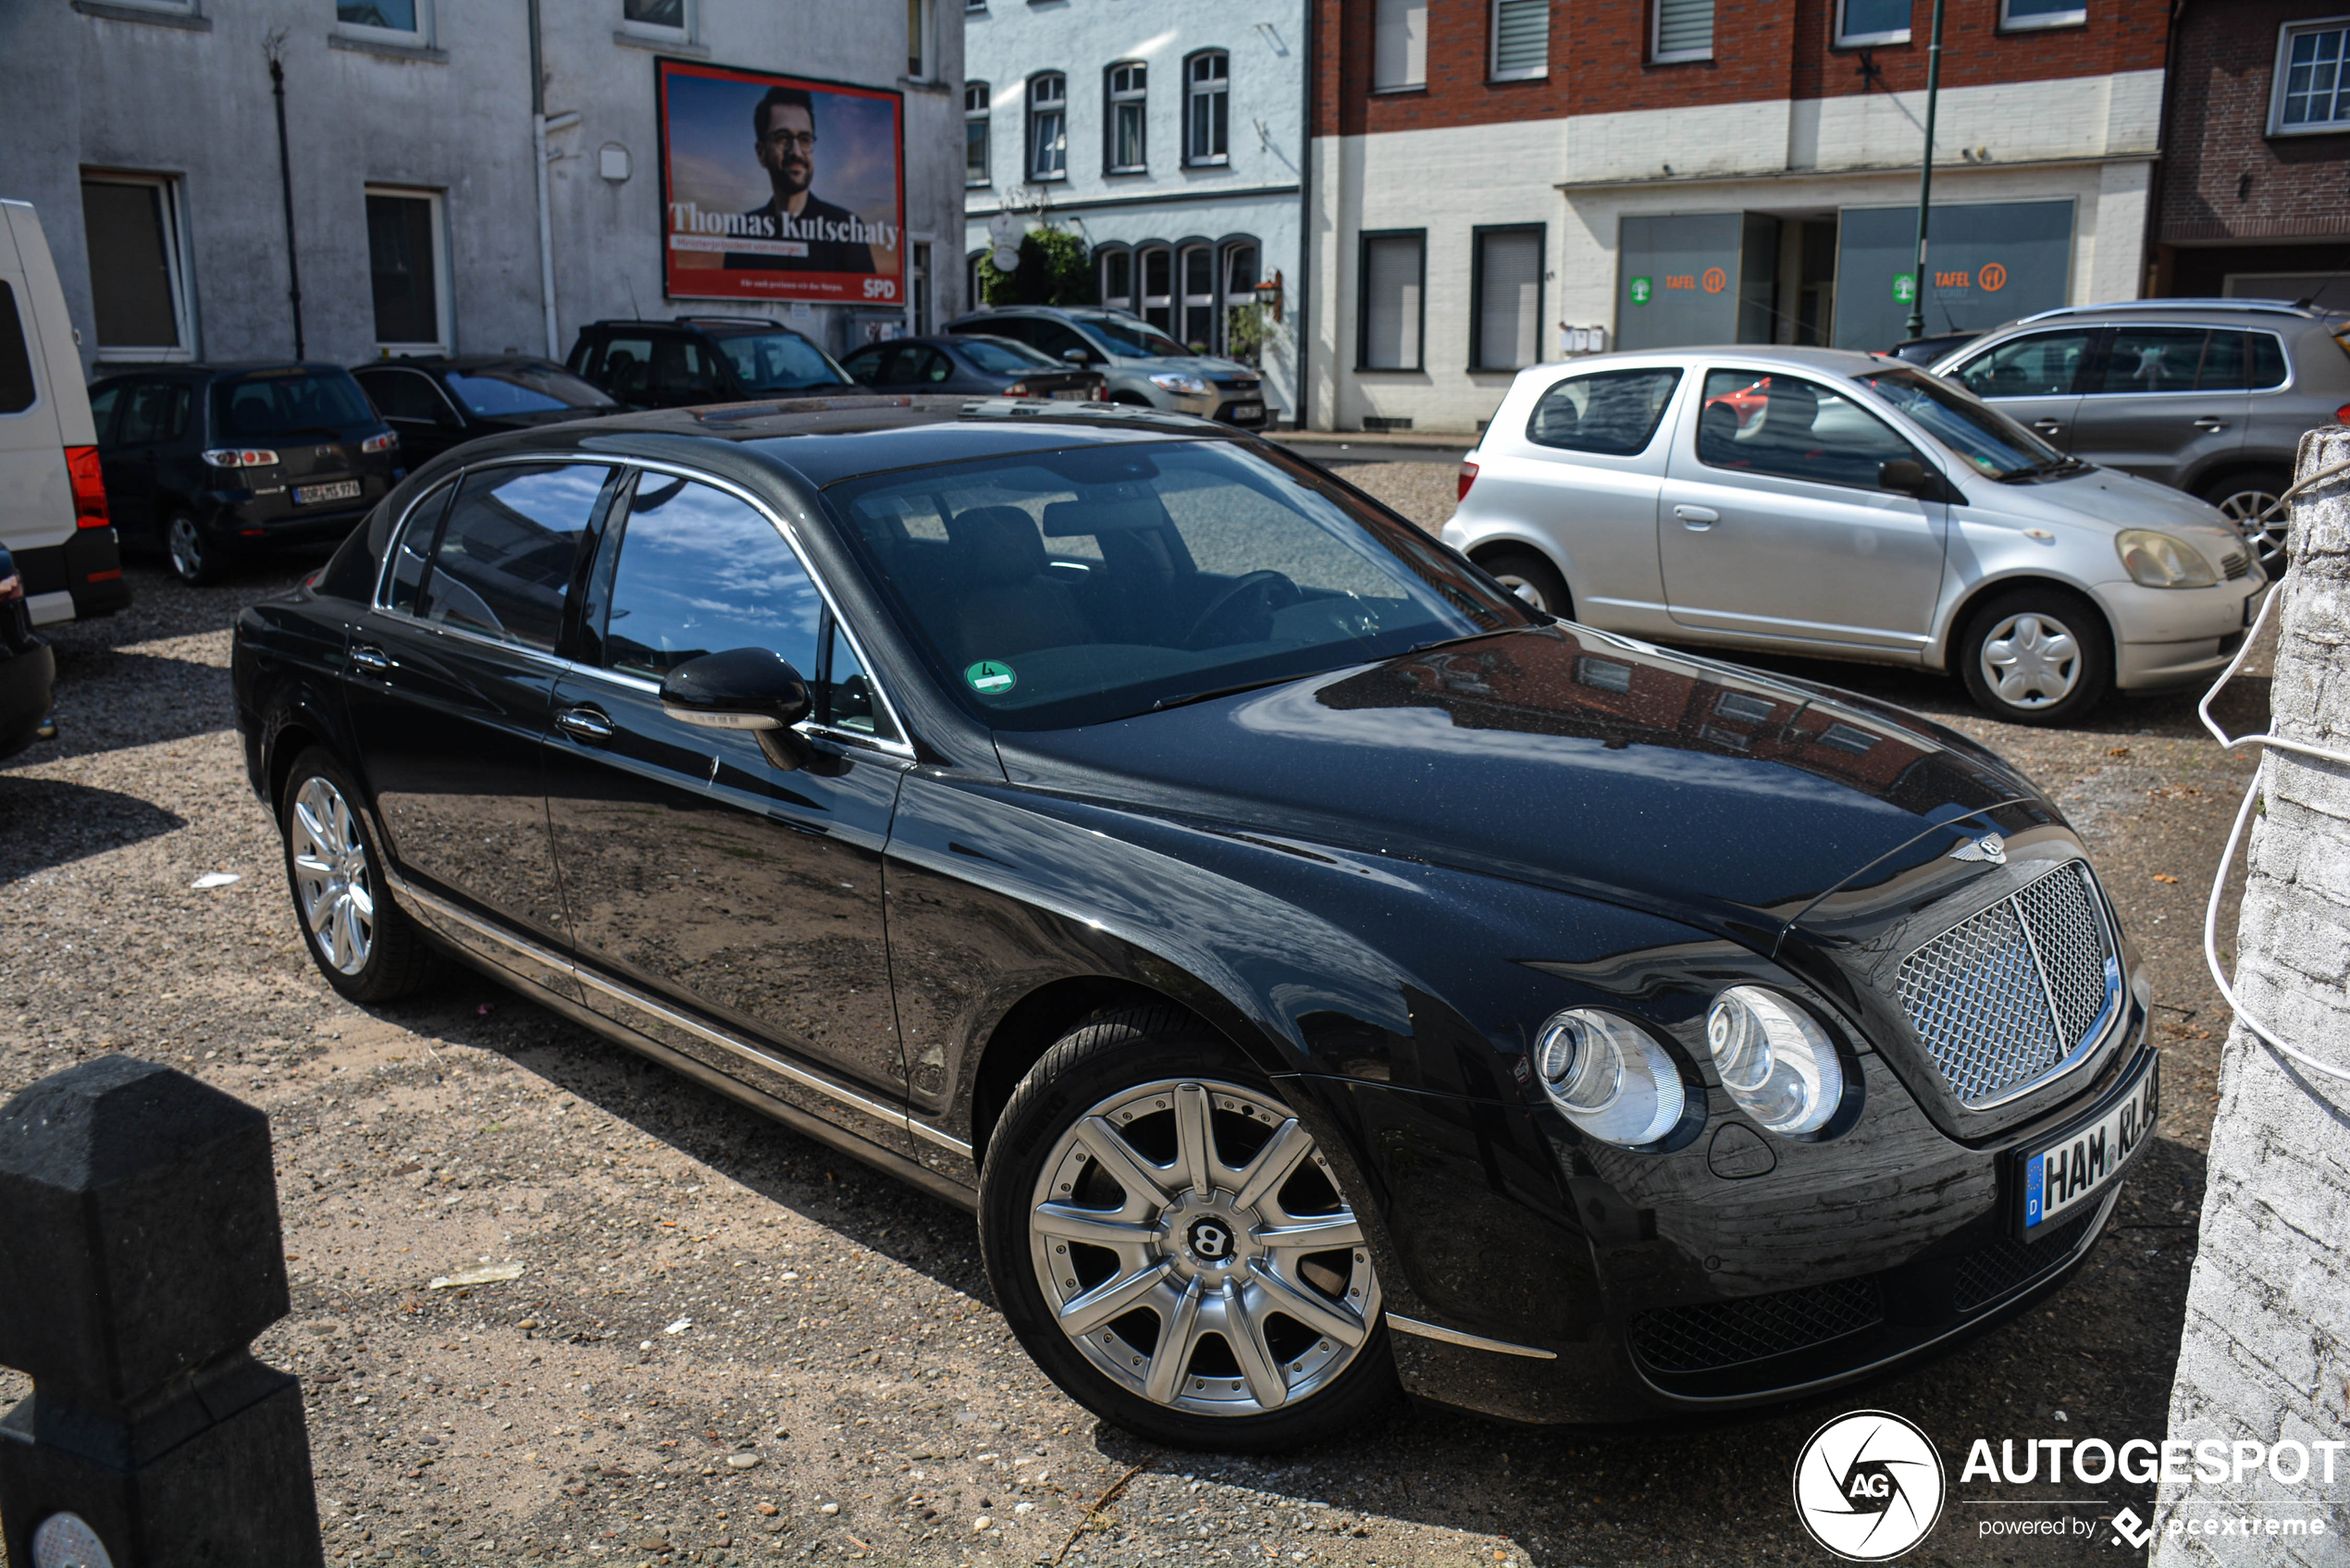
[944, 305, 1268, 427]
[1888, 330, 1980, 365]
[0, 543, 54, 760]
[86, 362, 400, 586]
[235, 396, 2152, 1449]
[565, 316, 854, 409]
[1931, 299, 2350, 574]
[1446, 346, 2267, 725]
[0, 198, 127, 626]
[839, 333, 1107, 401]
[352, 355, 616, 467]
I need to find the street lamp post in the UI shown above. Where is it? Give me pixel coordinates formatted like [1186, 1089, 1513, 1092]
[1904, 0, 1948, 341]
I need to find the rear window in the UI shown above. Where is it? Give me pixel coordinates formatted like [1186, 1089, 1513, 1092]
[712, 331, 850, 393]
[212, 371, 377, 438]
[0, 282, 33, 415]
[442, 365, 615, 416]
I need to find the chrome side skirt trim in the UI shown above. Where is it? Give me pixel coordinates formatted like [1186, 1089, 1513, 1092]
[1385, 1313, 1559, 1361]
[385, 868, 974, 1159]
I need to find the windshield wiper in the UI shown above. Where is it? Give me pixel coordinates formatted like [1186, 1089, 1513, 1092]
[1148, 673, 1308, 713]
[1994, 454, 2087, 483]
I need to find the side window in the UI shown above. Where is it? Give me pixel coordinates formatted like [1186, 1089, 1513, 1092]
[0, 282, 32, 415]
[1696, 371, 1919, 490]
[2250, 333, 2290, 389]
[361, 369, 452, 424]
[2096, 327, 2208, 395]
[88, 383, 123, 442]
[822, 618, 899, 741]
[841, 345, 888, 385]
[599, 476, 822, 682]
[118, 380, 191, 444]
[913, 349, 954, 385]
[417, 463, 610, 650]
[651, 339, 723, 401]
[1032, 321, 1093, 362]
[596, 336, 658, 402]
[1526, 367, 1681, 455]
[2194, 330, 2250, 391]
[1950, 329, 2095, 400]
[384, 478, 459, 614]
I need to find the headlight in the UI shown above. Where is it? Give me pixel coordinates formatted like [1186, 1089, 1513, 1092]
[1703, 986, 1844, 1137]
[1533, 1008, 1686, 1148]
[1149, 372, 1212, 396]
[2116, 529, 2218, 588]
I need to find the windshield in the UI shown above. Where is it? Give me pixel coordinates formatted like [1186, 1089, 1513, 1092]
[1080, 316, 1190, 359]
[827, 439, 1535, 730]
[442, 365, 615, 415]
[1851, 365, 2065, 480]
[716, 331, 852, 392]
[213, 371, 378, 438]
[960, 339, 1058, 375]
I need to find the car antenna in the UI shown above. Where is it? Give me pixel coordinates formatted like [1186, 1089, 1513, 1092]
[625, 271, 644, 320]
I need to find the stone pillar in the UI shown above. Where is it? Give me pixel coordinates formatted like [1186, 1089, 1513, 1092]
[2151, 426, 2350, 1565]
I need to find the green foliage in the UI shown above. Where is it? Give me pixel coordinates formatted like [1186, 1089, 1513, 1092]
[979, 226, 1098, 308]
[1226, 302, 1269, 365]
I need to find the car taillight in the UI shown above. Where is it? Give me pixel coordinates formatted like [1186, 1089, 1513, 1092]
[1458, 460, 1479, 501]
[2337, 402, 2350, 426]
[203, 448, 281, 469]
[0, 568, 21, 603]
[361, 429, 398, 454]
[66, 445, 108, 528]
[1003, 381, 1031, 398]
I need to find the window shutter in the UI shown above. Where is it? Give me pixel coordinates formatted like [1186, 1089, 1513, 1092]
[1374, 0, 1428, 88]
[1363, 237, 1422, 370]
[1492, 0, 1548, 77]
[1477, 231, 1541, 371]
[1655, 0, 1713, 59]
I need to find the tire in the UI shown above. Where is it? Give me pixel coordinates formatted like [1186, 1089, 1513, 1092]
[166, 512, 219, 586]
[979, 1006, 1397, 1451]
[1473, 547, 1572, 618]
[278, 747, 439, 1003]
[1956, 587, 2113, 726]
[2195, 467, 2292, 577]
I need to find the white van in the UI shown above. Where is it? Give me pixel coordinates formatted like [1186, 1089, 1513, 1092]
[1, 198, 127, 626]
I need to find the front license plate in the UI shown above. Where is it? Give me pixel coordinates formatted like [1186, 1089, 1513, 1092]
[2017, 1052, 2158, 1240]
[295, 479, 363, 506]
[1049, 388, 1091, 401]
[1231, 401, 1266, 423]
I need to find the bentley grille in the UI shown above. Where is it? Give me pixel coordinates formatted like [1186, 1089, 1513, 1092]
[1895, 861, 2118, 1107]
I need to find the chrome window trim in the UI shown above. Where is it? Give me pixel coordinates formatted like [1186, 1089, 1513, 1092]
[1385, 1313, 1557, 1361]
[366, 451, 917, 760]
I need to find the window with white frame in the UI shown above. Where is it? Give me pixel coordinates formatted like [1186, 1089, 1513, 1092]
[1179, 245, 1217, 350]
[1186, 52, 1229, 165]
[80, 173, 192, 361]
[1358, 231, 1423, 371]
[1107, 63, 1147, 172]
[1141, 246, 1173, 333]
[1099, 248, 1134, 314]
[365, 187, 449, 352]
[1999, 0, 2085, 30]
[1373, 0, 1428, 89]
[906, 0, 934, 80]
[1652, 0, 1713, 62]
[335, 0, 429, 43]
[621, 0, 686, 31]
[1028, 73, 1067, 181]
[1836, 0, 1911, 46]
[1472, 228, 1542, 371]
[965, 81, 992, 186]
[2273, 18, 2350, 133]
[1221, 241, 1260, 361]
[1491, 0, 1548, 80]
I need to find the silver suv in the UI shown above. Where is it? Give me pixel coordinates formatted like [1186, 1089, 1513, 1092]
[944, 306, 1268, 428]
[1932, 300, 2350, 573]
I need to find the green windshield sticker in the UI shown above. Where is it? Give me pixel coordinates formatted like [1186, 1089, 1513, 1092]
[964, 660, 1017, 696]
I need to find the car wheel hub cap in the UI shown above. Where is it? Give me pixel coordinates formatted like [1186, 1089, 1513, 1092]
[290, 776, 375, 975]
[1028, 1078, 1379, 1417]
[2221, 490, 2286, 572]
[1981, 612, 2079, 710]
[168, 519, 202, 577]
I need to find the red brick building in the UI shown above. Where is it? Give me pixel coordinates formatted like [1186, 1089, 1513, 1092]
[2150, 0, 2350, 302]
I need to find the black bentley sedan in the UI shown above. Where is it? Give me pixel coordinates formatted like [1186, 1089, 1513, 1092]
[231, 398, 2157, 1450]
[351, 356, 617, 468]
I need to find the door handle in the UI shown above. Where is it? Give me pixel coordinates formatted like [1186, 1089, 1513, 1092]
[555, 705, 615, 744]
[1674, 504, 1720, 528]
[351, 644, 393, 673]
[2030, 419, 2063, 434]
[2192, 416, 2229, 432]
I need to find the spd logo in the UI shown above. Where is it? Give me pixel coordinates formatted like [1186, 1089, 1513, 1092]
[1793, 1411, 1946, 1561]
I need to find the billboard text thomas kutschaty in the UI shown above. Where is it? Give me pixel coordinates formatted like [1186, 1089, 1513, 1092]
[657, 58, 904, 306]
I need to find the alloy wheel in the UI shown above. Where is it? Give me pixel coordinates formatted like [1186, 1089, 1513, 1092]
[167, 515, 208, 584]
[2215, 487, 2287, 575]
[290, 776, 376, 974]
[1979, 611, 2081, 711]
[1026, 1079, 1379, 1418]
[1490, 572, 1548, 611]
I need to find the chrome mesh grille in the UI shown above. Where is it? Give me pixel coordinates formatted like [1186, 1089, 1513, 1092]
[1896, 862, 2115, 1107]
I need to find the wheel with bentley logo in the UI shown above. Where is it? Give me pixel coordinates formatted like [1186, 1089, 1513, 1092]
[979, 1006, 1395, 1449]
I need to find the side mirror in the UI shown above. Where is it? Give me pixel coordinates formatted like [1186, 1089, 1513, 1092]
[1062, 349, 1092, 366]
[1878, 458, 1931, 497]
[661, 648, 814, 768]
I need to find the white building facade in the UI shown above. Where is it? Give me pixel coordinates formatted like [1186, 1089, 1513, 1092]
[963, 0, 1309, 423]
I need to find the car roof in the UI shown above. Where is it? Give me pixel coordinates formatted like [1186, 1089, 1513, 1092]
[352, 354, 571, 373]
[585, 317, 814, 340]
[93, 361, 359, 384]
[2012, 298, 2343, 326]
[1521, 345, 1899, 377]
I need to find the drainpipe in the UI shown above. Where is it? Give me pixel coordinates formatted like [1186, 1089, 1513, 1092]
[1296, 0, 1315, 430]
[1903, 0, 1946, 340]
[529, 0, 561, 359]
[268, 50, 305, 360]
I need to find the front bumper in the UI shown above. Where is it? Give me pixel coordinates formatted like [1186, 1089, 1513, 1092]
[2096, 574, 2268, 692]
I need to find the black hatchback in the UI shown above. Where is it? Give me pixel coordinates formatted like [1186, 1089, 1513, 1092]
[88, 363, 400, 585]
[565, 316, 853, 409]
[351, 356, 616, 468]
[839, 333, 1107, 401]
[233, 399, 2155, 1451]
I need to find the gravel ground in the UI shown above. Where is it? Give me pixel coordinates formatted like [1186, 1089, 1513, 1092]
[0, 490, 2275, 1566]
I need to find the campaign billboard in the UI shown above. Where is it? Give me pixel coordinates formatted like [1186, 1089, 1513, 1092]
[656, 58, 904, 306]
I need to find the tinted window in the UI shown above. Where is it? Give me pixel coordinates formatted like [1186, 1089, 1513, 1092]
[1526, 367, 1680, 454]
[593, 336, 658, 402]
[416, 463, 609, 649]
[118, 379, 192, 444]
[384, 478, 459, 613]
[840, 345, 891, 385]
[2194, 330, 2250, 391]
[711, 331, 848, 393]
[357, 368, 451, 424]
[1697, 371, 1919, 489]
[0, 282, 32, 415]
[2250, 332, 2290, 389]
[87, 382, 122, 441]
[1081, 315, 1188, 357]
[214, 371, 377, 438]
[2096, 327, 2209, 394]
[1950, 329, 2094, 399]
[652, 339, 724, 401]
[442, 365, 613, 415]
[959, 339, 1055, 375]
[822, 621, 897, 740]
[600, 476, 822, 681]
[1030, 321, 1096, 363]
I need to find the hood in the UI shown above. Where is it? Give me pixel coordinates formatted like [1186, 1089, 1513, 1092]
[999, 625, 2059, 941]
[1121, 355, 1254, 380]
[1978, 465, 2245, 562]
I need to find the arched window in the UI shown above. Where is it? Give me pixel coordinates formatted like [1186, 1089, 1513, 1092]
[1098, 246, 1135, 314]
[1027, 72, 1067, 181]
[1105, 62, 1147, 173]
[1184, 51, 1228, 166]
[964, 81, 991, 188]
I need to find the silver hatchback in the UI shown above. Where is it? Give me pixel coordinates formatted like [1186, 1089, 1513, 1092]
[1443, 347, 2267, 725]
